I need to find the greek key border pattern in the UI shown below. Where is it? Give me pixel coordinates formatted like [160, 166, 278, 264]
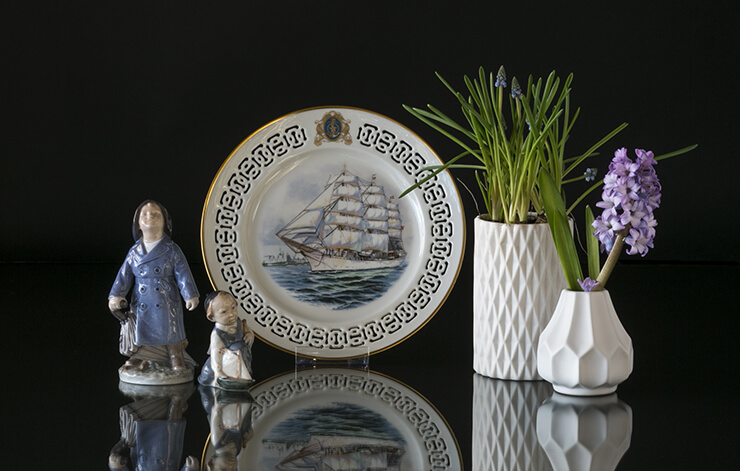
[251, 371, 456, 469]
[209, 114, 459, 351]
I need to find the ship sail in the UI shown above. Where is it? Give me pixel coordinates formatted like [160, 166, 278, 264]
[276, 167, 406, 272]
[388, 197, 404, 252]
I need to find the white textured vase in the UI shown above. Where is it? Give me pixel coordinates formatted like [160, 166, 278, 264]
[473, 374, 553, 470]
[537, 290, 633, 396]
[536, 393, 633, 471]
[473, 216, 566, 380]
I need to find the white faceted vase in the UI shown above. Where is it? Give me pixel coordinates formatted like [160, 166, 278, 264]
[473, 216, 566, 380]
[537, 290, 633, 396]
[536, 393, 633, 471]
[473, 374, 553, 470]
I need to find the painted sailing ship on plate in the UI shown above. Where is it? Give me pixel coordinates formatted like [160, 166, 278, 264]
[276, 167, 405, 272]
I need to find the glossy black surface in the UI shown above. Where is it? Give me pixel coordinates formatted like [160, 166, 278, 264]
[4, 262, 737, 469]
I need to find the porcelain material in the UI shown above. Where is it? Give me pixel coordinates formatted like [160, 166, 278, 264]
[198, 291, 255, 390]
[537, 290, 633, 396]
[109, 200, 200, 385]
[473, 374, 552, 470]
[537, 393, 632, 471]
[201, 107, 465, 359]
[473, 216, 566, 380]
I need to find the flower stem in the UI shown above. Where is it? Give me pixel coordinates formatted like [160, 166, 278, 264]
[594, 229, 628, 290]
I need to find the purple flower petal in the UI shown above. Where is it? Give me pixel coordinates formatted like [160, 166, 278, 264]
[593, 148, 661, 258]
[577, 277, 600, 292]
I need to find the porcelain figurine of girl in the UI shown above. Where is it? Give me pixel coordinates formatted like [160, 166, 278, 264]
[198, 291, 254, 390]
[109, 200, 200, 384]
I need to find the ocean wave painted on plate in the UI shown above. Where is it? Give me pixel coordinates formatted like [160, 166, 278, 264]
[265, 264, 406, 310]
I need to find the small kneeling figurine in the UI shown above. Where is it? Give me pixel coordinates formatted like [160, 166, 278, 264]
[198, 291, 254, 390]
[108, 200, 200, 385]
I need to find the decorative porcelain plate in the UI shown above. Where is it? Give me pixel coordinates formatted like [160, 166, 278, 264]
[200, 368, 462, 470]
[201, 107, 464, 358]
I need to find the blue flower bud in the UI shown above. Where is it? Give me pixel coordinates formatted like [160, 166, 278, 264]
[511, 77, 522, 98]
[495, 65, 507, 88]
[584, 167, 598, 182]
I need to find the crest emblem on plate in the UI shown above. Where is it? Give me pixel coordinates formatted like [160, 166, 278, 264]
[314, 110, 352, 146]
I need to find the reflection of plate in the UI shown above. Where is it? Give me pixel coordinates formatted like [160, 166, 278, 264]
[201, 106, 465, 358]
[202, 368, 462, 470]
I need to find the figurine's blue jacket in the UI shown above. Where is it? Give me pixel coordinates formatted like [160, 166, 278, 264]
[110, 235, 199, 346]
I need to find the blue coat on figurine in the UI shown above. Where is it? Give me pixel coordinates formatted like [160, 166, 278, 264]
[110, 234, 199, 346]
[109, 200, 200, 374]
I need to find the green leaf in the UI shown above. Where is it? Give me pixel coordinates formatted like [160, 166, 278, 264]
[566, 179, 602, 215]
[550, 210, 582, 290]
[653, 144, 698, 161]
[398, 150, 471, 198]
[563, 122, 628, 177]
[475, 171, 492, 217]
[538, 170, 582, 290]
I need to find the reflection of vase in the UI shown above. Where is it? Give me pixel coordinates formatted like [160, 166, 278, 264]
[536, 393, 633, 471]
[473, 374, 553, 470]
[537, 290, 633, 396]
[474, 216, 566, 380]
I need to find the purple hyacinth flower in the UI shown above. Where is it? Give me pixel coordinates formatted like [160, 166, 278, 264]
[578, 277, 600, 292]
[638, 212, 658, 239]
[619, 201, 647, 228]
[593, 147, 661, 257]
[625, 227, 653, 256]
[612, 147, 629, 162]
[635, 148, 657, 167]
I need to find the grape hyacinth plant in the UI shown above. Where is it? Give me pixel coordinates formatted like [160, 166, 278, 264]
[539, 145, 696, 292]
[400, 66, 628, 224]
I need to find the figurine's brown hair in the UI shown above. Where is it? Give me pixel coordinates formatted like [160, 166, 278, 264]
[131, 199, 173, 241]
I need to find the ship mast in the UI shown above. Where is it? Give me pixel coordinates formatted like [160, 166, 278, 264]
[275, 167, 406, 272]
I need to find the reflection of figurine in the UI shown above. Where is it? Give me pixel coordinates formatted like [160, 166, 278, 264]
[109, 382, 199, 471]
[108, 200, 200, 384]
[199, 386, 254, 471]
[198, 291, 254, 389]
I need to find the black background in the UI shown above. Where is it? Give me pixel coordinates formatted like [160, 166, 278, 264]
[3, 1, 739, 469]
[3, 1, 738, 264]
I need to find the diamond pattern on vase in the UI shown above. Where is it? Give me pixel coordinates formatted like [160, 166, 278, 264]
[473, 374, 553, 471]
[536, 393, 633, 470]
[473, 217, 566, 380]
